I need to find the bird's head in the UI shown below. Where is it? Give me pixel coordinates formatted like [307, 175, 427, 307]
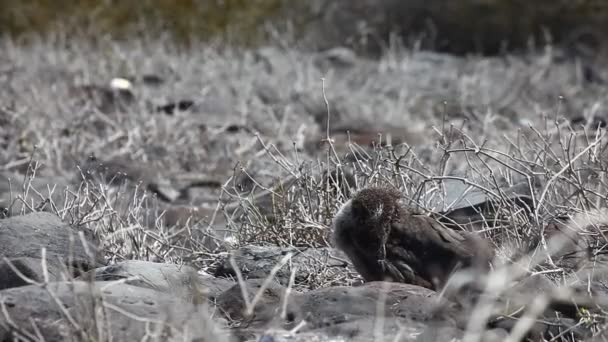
[350, 186, 401, 226]
[332, 186, 401, 253]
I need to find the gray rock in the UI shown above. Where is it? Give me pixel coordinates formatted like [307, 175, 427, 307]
[490, 316, 590, 342]
[309, 281, 448, 319]
[442, 272, 598, 341]
[416, 325, 508, 342]
[217, 280, 456, 342]
[430, 178, 533, 214]
[216, 278, 289, 330]
[258, 330, 345, 342]
[0, 281, 230, 342]
[0, 212, 104, 290]
[213, 246, 354, 286]
[297, 282, 450, 341]
[429, 179, 534, 235]
[80, 260, 235, 301]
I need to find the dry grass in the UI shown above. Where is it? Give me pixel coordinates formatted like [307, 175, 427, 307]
[2, 32, 608, 340]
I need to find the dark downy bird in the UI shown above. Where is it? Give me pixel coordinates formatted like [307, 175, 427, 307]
[332, 186, 493, 290]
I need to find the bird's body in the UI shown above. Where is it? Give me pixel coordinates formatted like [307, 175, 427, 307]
[333, 187, 493, 290]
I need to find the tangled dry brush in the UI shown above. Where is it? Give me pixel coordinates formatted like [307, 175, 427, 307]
[2, 32, 608, 341]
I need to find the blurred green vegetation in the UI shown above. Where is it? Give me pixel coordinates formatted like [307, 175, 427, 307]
[0, 0, 284, 44]
[2, 0, 608, 55]
[437, 0, 608, 54]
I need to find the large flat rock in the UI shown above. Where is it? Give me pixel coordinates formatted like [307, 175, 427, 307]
[0, 281, 230, 341]
[81, 260, 235, 301]
[216, 280, 456, 341]
[0, 212, 104, 290]
[213, 246, 355, 287]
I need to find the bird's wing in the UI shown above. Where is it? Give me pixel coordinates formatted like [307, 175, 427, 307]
[383, 243, 436, 287]
[392, 213, 475, 258]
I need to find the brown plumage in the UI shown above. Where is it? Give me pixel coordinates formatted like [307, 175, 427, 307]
[332, 186, 493, 290]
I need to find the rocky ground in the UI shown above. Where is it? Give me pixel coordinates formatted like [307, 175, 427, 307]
[2, 34, 608, 341]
